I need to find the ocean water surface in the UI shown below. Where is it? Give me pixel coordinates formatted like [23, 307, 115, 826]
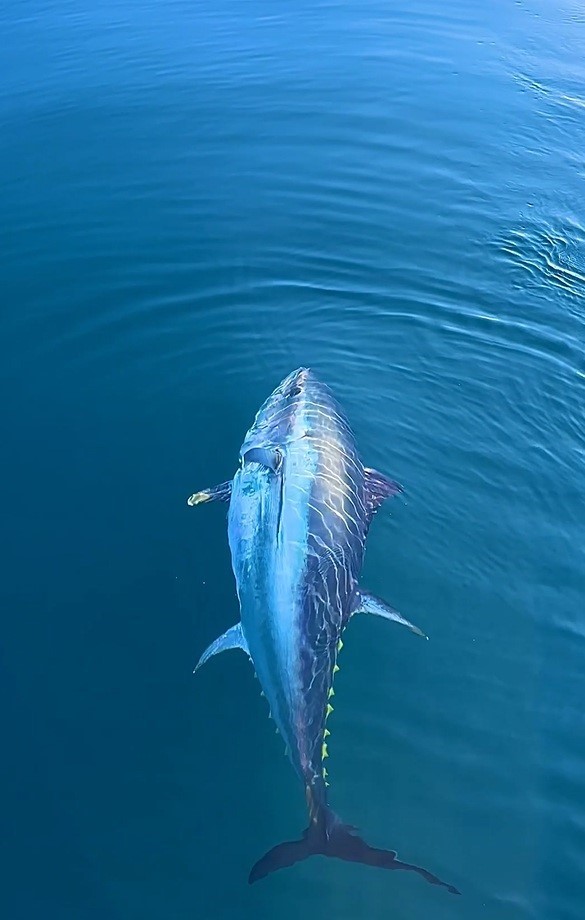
[2, 1, 584, 918]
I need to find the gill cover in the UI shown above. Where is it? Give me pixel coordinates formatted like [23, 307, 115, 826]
[242, 446, 283, 472]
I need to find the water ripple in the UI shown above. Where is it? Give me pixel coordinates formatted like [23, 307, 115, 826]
[3, 3, 585, 916]
[498, 222, 585, 314]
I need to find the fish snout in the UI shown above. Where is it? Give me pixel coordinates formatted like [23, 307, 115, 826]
[283, 367, 315, 396]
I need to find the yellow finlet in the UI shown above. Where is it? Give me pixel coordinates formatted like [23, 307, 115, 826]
[324, 728, 330, 737]
[322, 742, 329, 759]
[328, 687, 335, 698]
[337, 638, 344, 652]
[326, 703, 334, 717]
[333, 664, 340, 674]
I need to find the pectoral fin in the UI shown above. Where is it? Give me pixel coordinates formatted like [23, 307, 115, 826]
[356, 591, 427, 639]
[194, 622, 250, 673]
[364, 468, 403, 518]
[187, 480, 232, 506]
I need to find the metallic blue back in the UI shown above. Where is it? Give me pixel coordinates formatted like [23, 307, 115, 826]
[227, 369, 367, 798]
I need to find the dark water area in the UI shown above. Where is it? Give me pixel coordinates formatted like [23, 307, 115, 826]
[1, 1, 584, 918]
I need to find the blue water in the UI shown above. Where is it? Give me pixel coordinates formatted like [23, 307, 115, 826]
[2, 1, 584, 918]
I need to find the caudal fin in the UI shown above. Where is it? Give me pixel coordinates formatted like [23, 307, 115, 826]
[249, 809, 460, 895]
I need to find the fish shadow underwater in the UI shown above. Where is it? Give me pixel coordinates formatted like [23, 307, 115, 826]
[188, 368, 460, 896]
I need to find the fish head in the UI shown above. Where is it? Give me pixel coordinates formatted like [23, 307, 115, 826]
[228, 368, 320, 566]
[238, 367, 318, 458]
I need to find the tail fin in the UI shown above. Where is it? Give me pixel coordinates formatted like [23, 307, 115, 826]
[249, 808, 459, 894]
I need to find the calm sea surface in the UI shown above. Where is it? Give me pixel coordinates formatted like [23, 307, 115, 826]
[2, 1, 584, 918]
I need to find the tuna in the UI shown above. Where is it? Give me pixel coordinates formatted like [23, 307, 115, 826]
[188, 368, 459, 895]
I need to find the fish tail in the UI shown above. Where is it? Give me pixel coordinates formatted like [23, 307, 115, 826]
[248, 806, 460, 894]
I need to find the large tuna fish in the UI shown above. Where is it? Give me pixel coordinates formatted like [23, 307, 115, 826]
[188, 368, 458, 894]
